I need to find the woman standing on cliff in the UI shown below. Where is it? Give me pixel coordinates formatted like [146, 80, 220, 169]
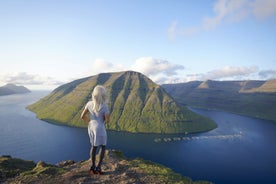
[81, 85, 110, 174]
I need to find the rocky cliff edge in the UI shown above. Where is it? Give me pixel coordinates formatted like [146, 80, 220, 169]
[1, 150, 212, 184]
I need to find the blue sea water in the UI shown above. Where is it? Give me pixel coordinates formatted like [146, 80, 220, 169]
[0, 91, 276, 184]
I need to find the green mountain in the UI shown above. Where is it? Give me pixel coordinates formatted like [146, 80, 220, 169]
[27, 71, 216, 134]
[0, 83, 31, 96]
[162, 79, 276, 122]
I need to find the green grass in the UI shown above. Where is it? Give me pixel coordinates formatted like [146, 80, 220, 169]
[129, 158, 213, 184]
[27, 71, 217, 134]
[0, 156, 36, 179]
[23, 161, 65, 176]
[163, 81, 276, 123]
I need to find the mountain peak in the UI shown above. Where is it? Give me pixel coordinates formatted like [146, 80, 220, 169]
[198, 80, 212, 89]
[28, 71, 216, 134]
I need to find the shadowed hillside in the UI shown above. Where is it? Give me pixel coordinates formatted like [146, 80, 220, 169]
[163, 79, 276, 122]
[27, 71, 216, 134]
[0, 84, 30, 96]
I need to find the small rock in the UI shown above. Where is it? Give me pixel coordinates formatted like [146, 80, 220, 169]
[57, 160, 75, 167]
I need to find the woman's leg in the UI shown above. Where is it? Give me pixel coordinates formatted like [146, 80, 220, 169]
[96, 145, 106, 170]
[90, 146, 98, 168]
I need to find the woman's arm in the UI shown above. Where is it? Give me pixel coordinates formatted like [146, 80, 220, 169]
[81, 109, 90, 123]
[104, 114, 110, 124]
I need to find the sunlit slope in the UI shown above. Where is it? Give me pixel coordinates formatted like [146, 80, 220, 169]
[28, 71, 217, 133]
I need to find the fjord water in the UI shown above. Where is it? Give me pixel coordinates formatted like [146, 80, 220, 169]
[0, 92, 275, 184]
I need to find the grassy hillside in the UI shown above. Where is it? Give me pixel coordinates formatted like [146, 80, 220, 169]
[28, 71, 216, 134]
[162, 80, 276, 122]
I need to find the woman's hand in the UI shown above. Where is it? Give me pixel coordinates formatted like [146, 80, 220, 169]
[81, 109, 90, 123]
[82, 116, 90, 123]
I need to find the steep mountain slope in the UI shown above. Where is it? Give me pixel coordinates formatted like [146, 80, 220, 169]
[162, 80, 276, 122]
[0, 84, 31, 96]
[28, 71, 216, 134]
[240, 79, 276, 93]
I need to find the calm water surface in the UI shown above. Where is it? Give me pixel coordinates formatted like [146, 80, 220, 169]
[0, 91, 275, 184]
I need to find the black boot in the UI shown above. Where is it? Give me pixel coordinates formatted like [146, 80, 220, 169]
[95, 166, 102, 175]
[90, 165, 96, 174]
[95, 145, 106, 175]
[89, 146, 97, 174]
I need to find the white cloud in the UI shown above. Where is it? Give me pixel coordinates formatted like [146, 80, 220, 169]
[205, 65, 258, 79]
[86, 57, 185, 84]
[169, 0, 276, 39]
[0, 72, 65, 90]
[1, 61, 270, 90]
[87, 59, 265, 84]
[167, 21, 178, 41]
[154, 76, 188, 84]
[167, 21, 199, 40]
[0, 72, 64, 86]
[184, 66, 259, 81]
[87, 59, 125, 75]
[203, 0, 251, 30]
[131, 57, 184, 76]
[258, 69, 276, 79]
[253, 0, 276, 19]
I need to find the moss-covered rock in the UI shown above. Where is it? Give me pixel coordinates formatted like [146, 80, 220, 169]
[0, 155, 36, 182]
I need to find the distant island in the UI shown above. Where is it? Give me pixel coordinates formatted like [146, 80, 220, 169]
[27, 71, 217, 134]
[0, 83, 31, 96]
[162, 79, 276, 122]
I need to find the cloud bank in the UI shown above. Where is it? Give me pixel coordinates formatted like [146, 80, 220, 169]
[0, 72, 64, 89]
[86, 57, 185, 84]
[88, 58, 275, 84]
[1, 59, 275, 89]
[185, 66, 260, 82]
[131, 57, 184, 76]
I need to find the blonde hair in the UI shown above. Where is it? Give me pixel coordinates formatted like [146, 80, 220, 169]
[92, 85, 108, 112]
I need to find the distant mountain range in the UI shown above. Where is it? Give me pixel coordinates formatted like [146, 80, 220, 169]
[0, 84, 31, 96]
[162, 79, 276, 122]
[27, 71, 217, 134]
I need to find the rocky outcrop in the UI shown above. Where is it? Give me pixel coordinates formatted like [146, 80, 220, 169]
[1, 150, 212, 184]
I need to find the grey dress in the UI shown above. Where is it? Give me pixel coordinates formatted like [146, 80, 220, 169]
[84, 101, 109, 147]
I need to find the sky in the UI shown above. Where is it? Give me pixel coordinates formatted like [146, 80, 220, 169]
[0, 0, 276, 90]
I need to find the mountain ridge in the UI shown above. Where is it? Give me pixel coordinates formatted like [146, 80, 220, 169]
[28, 71, 216, 134]
[162, 79, 276, 122]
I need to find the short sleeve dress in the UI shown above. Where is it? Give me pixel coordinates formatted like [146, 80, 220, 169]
[84, 101, 109, 147]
